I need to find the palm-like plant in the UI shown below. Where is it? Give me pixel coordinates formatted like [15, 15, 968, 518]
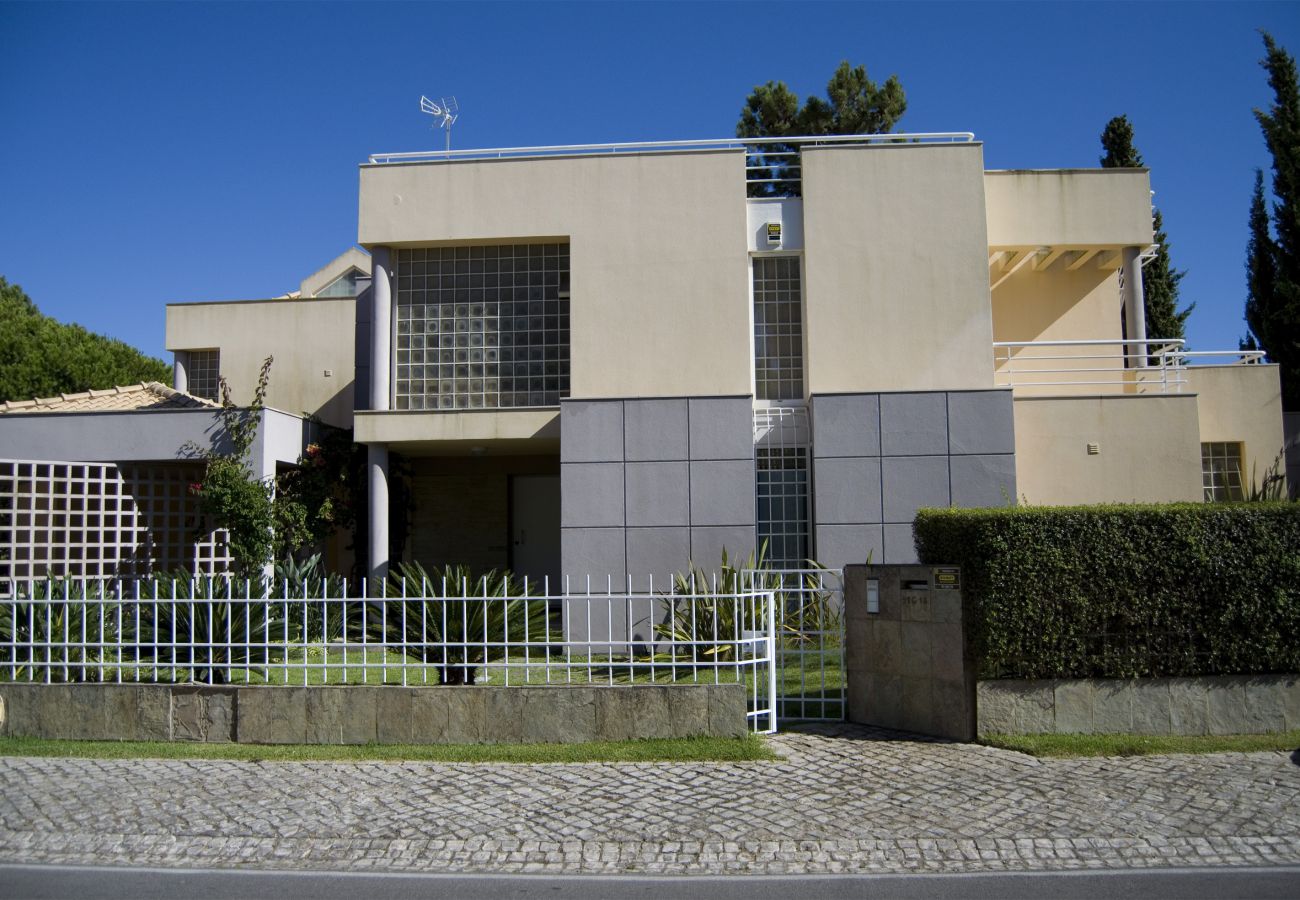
[366, 562, 550, 685]
[0, 578, 119, 682]
[656, 544, 775, 663]
[134, 574, 295, 684]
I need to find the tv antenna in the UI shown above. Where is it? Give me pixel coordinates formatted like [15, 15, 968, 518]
[420, 95, 459, 155]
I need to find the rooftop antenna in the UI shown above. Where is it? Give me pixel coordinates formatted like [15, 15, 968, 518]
[420, 95, 459, 156]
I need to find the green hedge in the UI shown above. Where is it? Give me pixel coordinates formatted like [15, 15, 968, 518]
[913, 504, 1300, 680]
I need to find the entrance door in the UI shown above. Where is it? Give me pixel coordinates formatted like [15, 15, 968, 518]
[510, 475, 561, 588]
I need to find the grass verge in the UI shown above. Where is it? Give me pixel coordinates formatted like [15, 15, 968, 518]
[982, 730, 1300, 758]
[0, 733, 777, 764]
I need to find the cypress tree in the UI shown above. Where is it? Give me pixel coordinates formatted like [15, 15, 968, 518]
[1099, 115, 1193, 346]
[1244, 33, 1300, 410]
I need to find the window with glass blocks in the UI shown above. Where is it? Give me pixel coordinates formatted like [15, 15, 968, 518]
[394, 244, 570, 410]
[752, 255, 804, 401]
[186, 350, 221, 401]
[756, 446, 810, 569]
[1201, 441, 1244, 502]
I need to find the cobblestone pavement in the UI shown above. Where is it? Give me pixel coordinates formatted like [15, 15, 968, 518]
[1, 724, 1298, 875]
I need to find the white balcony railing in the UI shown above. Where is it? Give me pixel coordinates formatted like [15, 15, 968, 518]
[993, 340, 1267, 395]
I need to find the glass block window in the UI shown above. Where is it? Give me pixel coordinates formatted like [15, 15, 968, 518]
[1202, 442, 1244, 502]
[394, 244, 570, 410]
[186, 350, 220, 401]
[756, 446, 810, 569]
[753, 256, 804, 401]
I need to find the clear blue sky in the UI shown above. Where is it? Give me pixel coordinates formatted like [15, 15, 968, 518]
[2, 1, 1298, 364]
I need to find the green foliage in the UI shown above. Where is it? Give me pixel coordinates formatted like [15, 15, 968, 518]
[135, 573, 295, 684]
[1098, 115, 1192, 345]
[0, 276, 171, 402]
[657, 545, 772, 662]
[0, 579, 118, 682]
[272, 552, 347, 642]
[737, 60, 906, 197]
[1243, 33, 1300, 409]
[273, 428, 361, 561]
[368, 562, 549, 685]
[914, 504, 1300, 680]
[188, 357, 275, 574]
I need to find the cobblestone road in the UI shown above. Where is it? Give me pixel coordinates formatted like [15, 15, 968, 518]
[2, 725, 1298, 875]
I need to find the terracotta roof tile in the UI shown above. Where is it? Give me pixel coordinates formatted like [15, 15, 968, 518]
[0, 382, 222, 414]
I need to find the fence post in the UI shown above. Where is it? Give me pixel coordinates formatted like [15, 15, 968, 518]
[766, 589, 778, 734]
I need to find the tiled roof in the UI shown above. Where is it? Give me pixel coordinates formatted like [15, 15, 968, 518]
[0, 382, 222, 414]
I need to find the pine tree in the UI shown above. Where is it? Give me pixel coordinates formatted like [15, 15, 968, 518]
[0, 276, 171, 402]
[737, 61, 906, 197]
[1244, 33, 1300, 410]
[1098, 115, 1193, 346]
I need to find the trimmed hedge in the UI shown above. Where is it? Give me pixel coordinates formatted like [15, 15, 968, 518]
[914, 504, 1300, 680]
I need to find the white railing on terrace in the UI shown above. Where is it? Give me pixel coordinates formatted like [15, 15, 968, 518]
[994, 339, 1186, 393]
[368, 133, 975, 193]
[994, 340, 1268, 395]
[2, 576, 779, 733]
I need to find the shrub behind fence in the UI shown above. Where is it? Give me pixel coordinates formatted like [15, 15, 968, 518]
[914, 503, 1300, 680]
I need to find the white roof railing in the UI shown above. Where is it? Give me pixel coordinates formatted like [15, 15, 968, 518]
[366, 132, 977, 165]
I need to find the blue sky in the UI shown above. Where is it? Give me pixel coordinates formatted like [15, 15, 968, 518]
[2, 1, 1298, 364]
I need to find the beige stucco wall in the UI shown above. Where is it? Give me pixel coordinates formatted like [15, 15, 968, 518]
[166, 297, 356, 428]
[1186, 364, 1285, 488]
[1014, 394, 1202, 504]
[985, 169, 1153, 248]
[801, 144, 995, 393]
[358, 150, 750, 399]
[992, 263, 1126, 393]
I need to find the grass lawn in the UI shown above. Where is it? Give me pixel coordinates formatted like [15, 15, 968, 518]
[982, 730, 1300, 758]
[0, 733, 777, 763]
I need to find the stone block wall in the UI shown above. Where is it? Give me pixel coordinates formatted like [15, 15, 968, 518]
[811, 390, 1016, 567]
[978, 676, 1300, 736]
[0, 683, 748, 745]
[844, 564, 975, 740]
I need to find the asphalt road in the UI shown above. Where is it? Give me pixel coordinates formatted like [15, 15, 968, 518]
[2, 864, 1299, 900]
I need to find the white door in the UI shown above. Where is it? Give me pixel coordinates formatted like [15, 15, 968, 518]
[510, 475, 561, 588]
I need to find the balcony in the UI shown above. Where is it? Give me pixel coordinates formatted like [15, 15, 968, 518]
[993, 340, 1266, 396]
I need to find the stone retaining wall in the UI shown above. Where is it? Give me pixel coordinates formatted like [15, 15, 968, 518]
[0, 684, 747, 745]
[978, 675, 1300, 736]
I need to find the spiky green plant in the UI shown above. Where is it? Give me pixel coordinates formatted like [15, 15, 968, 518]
[656, 544, 774, 663]
[366, 562, 549, 685]
[133, 573, 295, 684]
[0, 578, 119, 682]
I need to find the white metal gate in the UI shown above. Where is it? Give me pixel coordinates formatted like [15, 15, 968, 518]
[743, 567, 845, 721]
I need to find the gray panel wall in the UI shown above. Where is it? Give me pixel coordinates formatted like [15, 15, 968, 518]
[812, 390, 1016, 566]
[561, 396, 755, 591]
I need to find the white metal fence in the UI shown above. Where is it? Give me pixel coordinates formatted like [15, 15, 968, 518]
[1, 576, 779, 733]
[744, 567, 845, 722]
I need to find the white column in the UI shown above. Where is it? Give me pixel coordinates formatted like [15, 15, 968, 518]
[368, 444, 389, 581]
[370, 246, 392, 411]
[173, 354, 188, 393]
[1122, 246, 1147, 367]
[367, 246, 392, 580]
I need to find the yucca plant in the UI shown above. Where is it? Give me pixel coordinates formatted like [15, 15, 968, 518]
[366, 561, 549, 685]
[133, 573, 295, 684]
[656, 544, 775, 663]
[273, 553, 347, 643]
[0, 578, 119, 682]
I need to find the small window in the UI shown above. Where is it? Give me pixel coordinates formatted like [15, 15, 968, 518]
[186, 350, 221, 401]
[1202, 442, 1244, 502]
[316, 268, 366, 298]
[753, 256, 804, 401]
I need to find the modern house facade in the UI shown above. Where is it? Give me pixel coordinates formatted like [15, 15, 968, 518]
[3, 133, 1287, 590]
